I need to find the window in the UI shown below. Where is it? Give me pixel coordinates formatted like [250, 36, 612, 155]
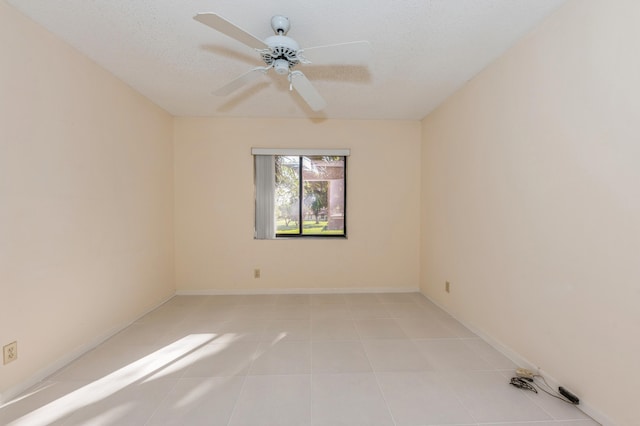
[253, 149, 348, 239]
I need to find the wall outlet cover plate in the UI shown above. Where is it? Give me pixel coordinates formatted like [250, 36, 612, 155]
[3, 341, 17, 364]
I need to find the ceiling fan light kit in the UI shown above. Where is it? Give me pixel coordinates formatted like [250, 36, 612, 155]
[194, 13, 371, 112]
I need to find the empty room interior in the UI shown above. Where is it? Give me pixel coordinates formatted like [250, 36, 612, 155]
[1, 0, 638, 425]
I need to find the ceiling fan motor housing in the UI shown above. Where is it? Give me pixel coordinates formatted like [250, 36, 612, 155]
[262, 35, 300, 72]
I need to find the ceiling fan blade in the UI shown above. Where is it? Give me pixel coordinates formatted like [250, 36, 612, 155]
[299, 40, 372, 65]
[194, 13, 267, 50]
[290, 71, 326, 111]
[214, 67, 268, 96]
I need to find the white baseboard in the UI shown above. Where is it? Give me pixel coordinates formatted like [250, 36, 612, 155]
[422, 293, 614, 426]
[175, 287, 419, 296]
[0, 293, 175, 406]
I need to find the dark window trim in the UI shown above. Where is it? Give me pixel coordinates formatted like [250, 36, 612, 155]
[275, 155, 347, 239]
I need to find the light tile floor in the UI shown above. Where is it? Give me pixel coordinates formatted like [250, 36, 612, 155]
[1, 293, 600, 426]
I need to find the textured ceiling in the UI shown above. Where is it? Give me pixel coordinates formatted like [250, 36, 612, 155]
[7, 0, 567, 120]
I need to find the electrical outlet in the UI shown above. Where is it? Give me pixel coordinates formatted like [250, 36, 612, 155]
[445, 281, 450, 293]
[3, 341, 17, 365]
[254, 269, 261, 279]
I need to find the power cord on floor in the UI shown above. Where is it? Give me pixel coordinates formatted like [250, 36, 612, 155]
[509, 370, 579, 405]
[510, 377, 537, 393]
[532, 375, 579, 405]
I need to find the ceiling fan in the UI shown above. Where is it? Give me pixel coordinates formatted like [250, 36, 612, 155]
[194, 13, 372, 111]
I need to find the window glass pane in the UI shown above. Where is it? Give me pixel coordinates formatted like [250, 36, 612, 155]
[267, 154, 346, 238]
[275, 156, 300, 235]
[302, 156, 345, 235]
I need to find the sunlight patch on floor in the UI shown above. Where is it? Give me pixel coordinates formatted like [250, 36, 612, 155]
[8, 334, 220, 426]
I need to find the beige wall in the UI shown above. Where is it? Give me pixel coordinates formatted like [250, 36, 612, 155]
[174, 117, 421, 292]
[4, 0, 635, 423]
[0, 2, 174, 399]
[420, 1, 640, 425]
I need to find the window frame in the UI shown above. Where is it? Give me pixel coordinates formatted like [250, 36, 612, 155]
[252, 148, 349, 240]
[275, 155, 347, 239]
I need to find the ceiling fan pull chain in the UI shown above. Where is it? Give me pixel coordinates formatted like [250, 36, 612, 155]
[288, 71, 303, 92]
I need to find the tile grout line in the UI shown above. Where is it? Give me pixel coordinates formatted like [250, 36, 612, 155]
[224, 297, 268, 426]
[356, 320, 398, 426]
[309, 316, 314, 426]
